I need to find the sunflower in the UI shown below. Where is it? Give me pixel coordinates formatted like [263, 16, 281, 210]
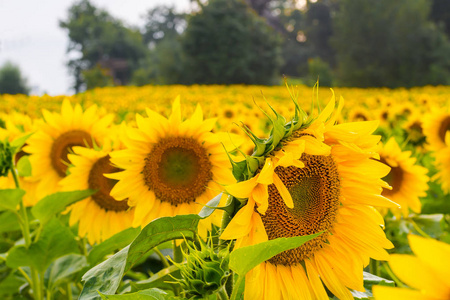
[423, 109, 450, 152]
[346, 106, 373, 122]
[402, 113, 426, 148]
[373, 234, 450, 300]
[378, 138, 429, 217]
[59, 142, 133, 245]
[108, 97, 235, 237]
[433, 136, 450, 194]
[0, 112, 40, 206]
[24, 99, 114, 199]
[220, 91, 399, 299]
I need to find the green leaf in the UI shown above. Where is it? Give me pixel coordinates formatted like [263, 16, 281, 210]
[99, 288, 169, 300]
[229, 232, 322, 277]
[10, 133, 33, 153]
[0, 270, 27, 298]
[131, 265, 180, 291]
[198, 192, 222, 218]
[125, 214, 201, 274]
[31, 189, 95, 226]
[6, 219, 78, 273]
[16, 156, 32, 177]
[81, 196, 221, 299]
[0, 210, 22, 233]
[47, 254, 88, 291]
[88, 227, 140, 265]
[81, 214, 201, 299]
[0, 189, 25, 211]
[350, 272, 395, 299]
[81, 246, 129, 300]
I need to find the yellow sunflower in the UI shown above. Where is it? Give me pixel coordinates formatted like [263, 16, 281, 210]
[24, 99, 114, 199]
[378, 138, 429, 217]
[402, 113, 426, 148]
[59, 142, 133, 245]
[0, 112, 40, 206]
[221, 92, 399, 299]
[346, 106, 373, 122]
[433, 135, 450, 194]
[423, 109, 450, 152]
[108, 97, 235, 237]
[373, 234, 450, 300]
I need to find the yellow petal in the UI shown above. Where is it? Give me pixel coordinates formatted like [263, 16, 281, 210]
[257, 159, 275, 184]
[408, 234, 450, 280]
[273, 173, 293, 208]
[373, 286, 437, 300]
[225, 177, 257, 198]
[389, 254, 448, 297]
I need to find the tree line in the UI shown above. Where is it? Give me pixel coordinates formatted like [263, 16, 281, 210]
[2, 0, 450, 95]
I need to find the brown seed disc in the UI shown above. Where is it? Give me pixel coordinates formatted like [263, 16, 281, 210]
[438, 116, 450, 143]
[354, 113, 368, 121]
[260, 154, 340, 266]
[142, 137, 213, 206]
[51, 130, 94, 177]
[380, 157, 404, 197]
[89, 155, 129, 212]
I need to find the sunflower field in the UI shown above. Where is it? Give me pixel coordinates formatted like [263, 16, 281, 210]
[0, 83, 449, 300]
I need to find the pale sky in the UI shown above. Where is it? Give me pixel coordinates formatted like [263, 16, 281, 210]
[0, 0, 191, 95]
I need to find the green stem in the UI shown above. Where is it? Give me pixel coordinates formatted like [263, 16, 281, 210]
[173, 241, 183, 264]
[17, 267, 32, 285]
[154, 247, 170, 269]
[31, 269, 42, 300]
[219, 195, 234, 246]
[409, 218, 432, 239]
[369, 259, 380, 277]
[217, 285, 230, 300]
[229, 276, 244, 300]
[11, 165, 43, 300]
[66, 283, 73, 300]
[382, 262, 406, 288]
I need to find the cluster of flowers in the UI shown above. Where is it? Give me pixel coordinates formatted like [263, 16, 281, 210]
[0, 84, 449, 299]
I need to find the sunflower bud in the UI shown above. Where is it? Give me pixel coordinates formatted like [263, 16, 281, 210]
[0, 138, 14, 177]
[174, 240, 231, 299]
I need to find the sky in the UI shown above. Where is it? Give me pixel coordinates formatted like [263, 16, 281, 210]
[0, 0, 191, 95]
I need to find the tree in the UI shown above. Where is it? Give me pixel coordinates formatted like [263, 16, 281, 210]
[0, 61, 30, 95]
[142, 6, 186, 48]
[333, 0, 450, 87]
[181, 0, 282, 85]
[60, 0, 148, 92]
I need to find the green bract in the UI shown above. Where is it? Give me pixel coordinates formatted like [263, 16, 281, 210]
[173, 239, 231, 299]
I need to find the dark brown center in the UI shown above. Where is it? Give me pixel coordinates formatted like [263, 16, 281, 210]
[88, 155, 129, 211]
[438, 116, 450, 143]
[142, 137, 213, 206]
[260, 154, 340, 266]
[51, 130, 95, 177]
[380, 157, 404, 197]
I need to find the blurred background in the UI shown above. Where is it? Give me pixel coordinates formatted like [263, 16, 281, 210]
[1, 0, 450, 96]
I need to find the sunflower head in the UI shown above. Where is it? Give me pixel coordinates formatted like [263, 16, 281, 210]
[174, 239, 231, 299]
[221, 86, 396, 299]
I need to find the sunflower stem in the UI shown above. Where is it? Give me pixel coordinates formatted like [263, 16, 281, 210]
[219, 195, 235, 246]
[154, 247, 171, 269]
[381, 262, 406, 288]
[173, 241, 183, 264]
[66, 283, 73, 300]
[369, 259, 380, 276]
[11, 163, 43, 300]
[31, 268, 42, 300]
[408, 218, 432, 239]
[217, 285, 230, 300]
[229, 276, 244, 300]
